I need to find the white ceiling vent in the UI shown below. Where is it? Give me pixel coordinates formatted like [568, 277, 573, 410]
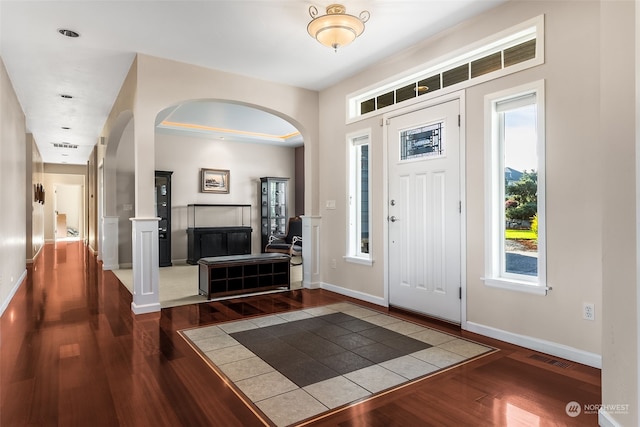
[53, 143, 79, 149]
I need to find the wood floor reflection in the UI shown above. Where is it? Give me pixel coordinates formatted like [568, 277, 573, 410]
[1, 242, 600, 426]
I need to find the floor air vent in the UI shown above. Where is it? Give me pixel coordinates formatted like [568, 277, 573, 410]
[528, 354, 572, 369]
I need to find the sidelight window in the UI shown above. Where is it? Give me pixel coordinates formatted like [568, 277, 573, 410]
[484, 80, 547, 294]
[346, 131, 372, 264]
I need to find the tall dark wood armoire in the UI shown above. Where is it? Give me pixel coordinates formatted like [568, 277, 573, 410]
[155, 170, 173, 267]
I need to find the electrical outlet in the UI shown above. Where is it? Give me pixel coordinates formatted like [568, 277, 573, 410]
[583, 303, 595, 321]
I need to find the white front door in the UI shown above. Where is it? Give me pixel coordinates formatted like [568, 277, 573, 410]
[387, 99, 462, 323]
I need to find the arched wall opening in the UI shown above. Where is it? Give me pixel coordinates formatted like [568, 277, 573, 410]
[104, 53, 319, 311]
[154, 99, 305, 260]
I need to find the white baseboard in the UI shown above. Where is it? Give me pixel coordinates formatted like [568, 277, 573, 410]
[0, 269, 27, 317]
[102, 263, 120, 271]
[309, 284, 601, 369]
[599, 409, 624, 427]
[303, 280, 321, 289]
[465, 321, 602, 368]
[320, 282, 388, 308]
[131, 301, 161, 315]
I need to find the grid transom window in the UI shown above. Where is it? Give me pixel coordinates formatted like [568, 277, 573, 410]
[348, 16, 544, 121]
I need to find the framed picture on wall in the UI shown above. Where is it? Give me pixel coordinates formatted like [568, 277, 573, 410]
[201, 168, 230, 194]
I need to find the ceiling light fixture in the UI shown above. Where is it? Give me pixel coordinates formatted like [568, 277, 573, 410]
[58, 28, 79, 38]
[307, 4, 370, 52]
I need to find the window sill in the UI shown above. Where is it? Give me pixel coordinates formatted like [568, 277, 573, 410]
[344, 256, 373, 266]
[482, 277, 550, 295]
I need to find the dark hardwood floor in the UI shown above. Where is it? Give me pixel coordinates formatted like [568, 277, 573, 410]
[1, 241, 600, 426]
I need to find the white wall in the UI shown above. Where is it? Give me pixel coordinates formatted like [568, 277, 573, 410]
[465, 2, 603, 356]
[42, 165, 86, 242]
[317, 0, 604, 360]
[600, 1, 638, 426]
[129, 54, 319, 223]
[0, 56, 27, 315]
[155, 132, 296, 260]
[116, 119, 134, 266]
[103, 54, 318, 268]
[54, 185, 83, 235]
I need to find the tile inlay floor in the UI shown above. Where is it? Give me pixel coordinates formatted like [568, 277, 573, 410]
[180, 302, 496, 427]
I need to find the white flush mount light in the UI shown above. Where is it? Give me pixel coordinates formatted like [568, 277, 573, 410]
[307, 4, 370, 52]
[58, 28, 80, 38]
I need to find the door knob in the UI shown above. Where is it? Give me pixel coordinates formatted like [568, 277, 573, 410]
[389, 216, 399, 222]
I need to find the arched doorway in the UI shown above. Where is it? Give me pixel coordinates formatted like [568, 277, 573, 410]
[154, 100, 305, 306]
[111, 99, 306, 308]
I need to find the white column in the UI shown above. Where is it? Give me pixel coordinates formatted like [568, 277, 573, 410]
[130, 217, 161, 314]
[101, 216, 119, 270]
[301, 216, 321, 289]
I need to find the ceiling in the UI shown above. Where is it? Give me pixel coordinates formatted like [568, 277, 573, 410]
[0, 0, 505, 165]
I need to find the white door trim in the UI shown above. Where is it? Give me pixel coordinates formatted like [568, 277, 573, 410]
[382, 90, 467, 326]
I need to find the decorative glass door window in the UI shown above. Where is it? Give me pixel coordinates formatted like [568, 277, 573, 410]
[400, 121, 444, 160]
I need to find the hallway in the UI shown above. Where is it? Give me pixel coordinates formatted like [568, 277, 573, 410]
[1, 241, 601, 426]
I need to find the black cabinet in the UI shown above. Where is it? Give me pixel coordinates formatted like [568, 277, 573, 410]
[186, 204, 252, 264]
[260, 177, 289, 252]
[155, 171, 173, 267]
[186, 227, 252, 264]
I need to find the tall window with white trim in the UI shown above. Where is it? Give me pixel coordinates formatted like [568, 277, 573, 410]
[484, 81, 546, 294]
[347, 132, 371, 263]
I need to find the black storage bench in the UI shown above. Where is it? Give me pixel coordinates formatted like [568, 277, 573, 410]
[198, 253, 291, 299]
